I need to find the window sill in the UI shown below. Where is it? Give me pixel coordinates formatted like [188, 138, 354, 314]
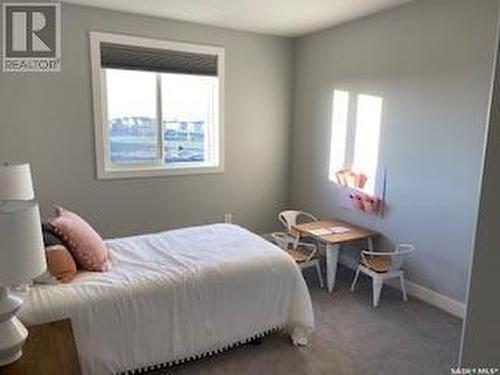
[97, 164, 224, 180]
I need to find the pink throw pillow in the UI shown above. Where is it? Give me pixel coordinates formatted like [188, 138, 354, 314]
[49, 206, 110, 272]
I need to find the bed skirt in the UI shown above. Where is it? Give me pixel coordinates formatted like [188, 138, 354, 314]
[122, 325, 294, 374]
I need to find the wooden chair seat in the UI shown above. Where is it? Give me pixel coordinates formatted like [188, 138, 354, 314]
[288, 247, 314, 263]
[352, 245, 415, 307]
[271, 224, 324, 288]
[360, 255, 392, 273]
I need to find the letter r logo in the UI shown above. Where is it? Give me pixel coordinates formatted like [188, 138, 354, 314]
[4, 4, 58, 58]
[11, 11, 51, 52]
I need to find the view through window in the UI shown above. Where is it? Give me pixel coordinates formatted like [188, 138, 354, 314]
[161, 73, 216, 164]
[106, 69, 158, 164]
[106, 69, 217, 166]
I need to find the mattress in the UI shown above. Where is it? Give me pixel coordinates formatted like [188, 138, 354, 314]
[18, 224, 314, 374]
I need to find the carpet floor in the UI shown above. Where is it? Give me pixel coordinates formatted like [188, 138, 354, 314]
[152, 267, 462, 375]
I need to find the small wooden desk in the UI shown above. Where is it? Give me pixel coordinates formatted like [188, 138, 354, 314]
[0, 319, 81, 375]
[294, 219, 378, 293]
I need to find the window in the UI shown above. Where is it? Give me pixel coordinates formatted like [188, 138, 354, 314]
[106, 69, 158, 164]
[329, 90, 383, 195]
[90, 32, 224, 179]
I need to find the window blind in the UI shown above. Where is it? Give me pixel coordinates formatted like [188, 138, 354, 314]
[100, 43, 218, 76]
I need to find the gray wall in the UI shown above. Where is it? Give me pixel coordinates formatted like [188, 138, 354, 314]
[0, 4, 293, 237]
[290, 0, 499, 302]
[461, 23, 500, 365]
[1, 1, 498, 308]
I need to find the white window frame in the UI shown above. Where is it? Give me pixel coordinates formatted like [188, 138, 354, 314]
[89, 31, 225, 179]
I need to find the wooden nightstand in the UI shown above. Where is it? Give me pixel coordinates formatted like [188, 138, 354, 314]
[0, 319, 81, 375]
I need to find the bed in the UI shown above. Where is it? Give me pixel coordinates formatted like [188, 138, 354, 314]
[18, 223, 314, 374]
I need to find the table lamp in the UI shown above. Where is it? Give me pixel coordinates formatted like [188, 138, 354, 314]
[0, 164, 46, 366]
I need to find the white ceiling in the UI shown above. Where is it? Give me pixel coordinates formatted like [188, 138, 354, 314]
[61, 0, 414, 37]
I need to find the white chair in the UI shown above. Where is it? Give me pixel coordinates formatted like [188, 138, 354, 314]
[278, 210, 318, 232]
[271, 232, 324, 288]
[278, 210, 318, 246]
[350, 244, 415, 307]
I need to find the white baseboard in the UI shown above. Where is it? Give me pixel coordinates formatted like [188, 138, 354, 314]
[338, 257, 466, 319]
[384, 278, 466, 319]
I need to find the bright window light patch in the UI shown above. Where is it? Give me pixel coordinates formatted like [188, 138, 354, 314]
[329, 90, 349, 179]
[328, 89, 383, 196]
[352, 94, 383, 195]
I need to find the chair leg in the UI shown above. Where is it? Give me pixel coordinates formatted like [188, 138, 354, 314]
[372, 277, 383, 307]
[314, 261, 324, 289]
[400, 274, 408, 301]
[350, 267, 361, 292]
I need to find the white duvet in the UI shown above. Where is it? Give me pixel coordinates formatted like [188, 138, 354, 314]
[19, 224, 314, 374]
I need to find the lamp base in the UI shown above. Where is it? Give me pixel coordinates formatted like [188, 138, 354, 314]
[0, 346, 23, 367]
[0, 287, 27, 366]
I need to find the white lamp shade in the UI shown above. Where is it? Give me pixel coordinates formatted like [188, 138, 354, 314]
[0, 201, 46, 286]
[0, 164, 35, 201]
